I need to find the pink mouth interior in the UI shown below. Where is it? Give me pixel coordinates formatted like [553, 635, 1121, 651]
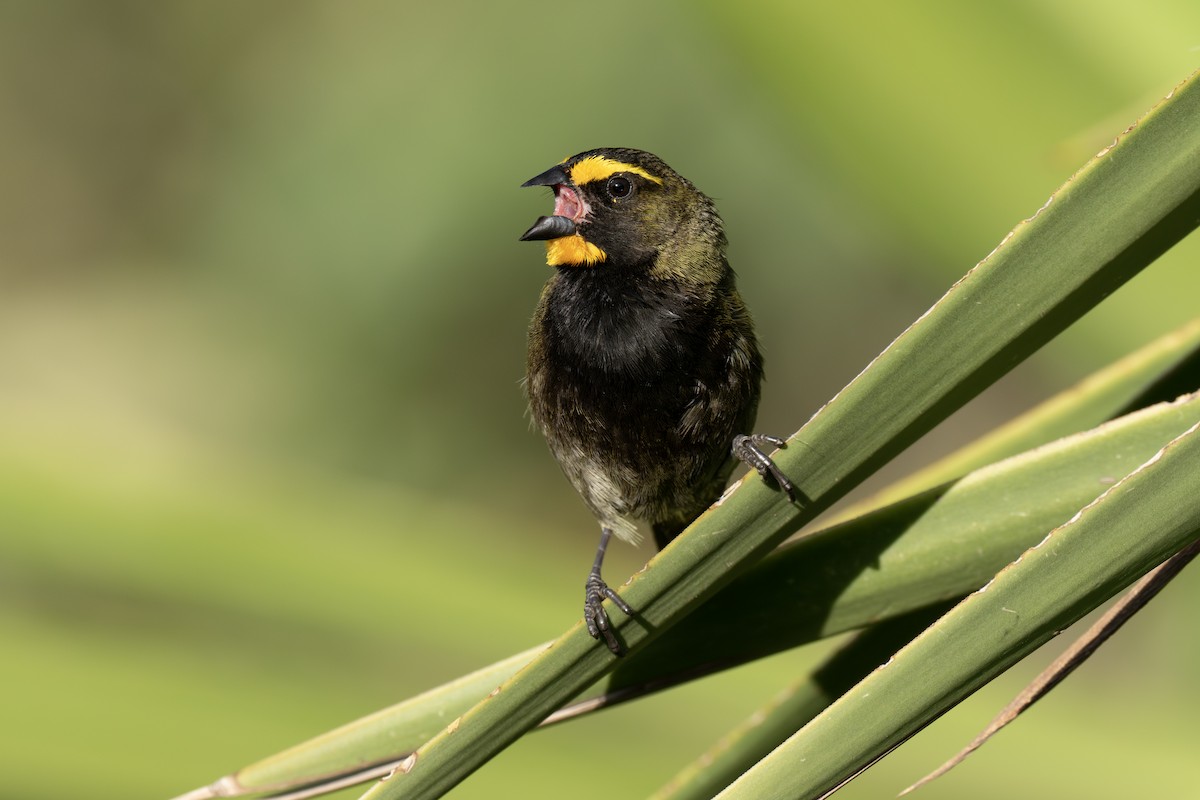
[553, 185, 587, 222]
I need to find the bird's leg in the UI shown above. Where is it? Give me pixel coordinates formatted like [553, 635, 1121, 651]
[732, 433, 800, 504]
[584, 526, 635, 655]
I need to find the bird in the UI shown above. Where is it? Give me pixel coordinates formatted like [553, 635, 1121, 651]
[519, 147, 796, 655]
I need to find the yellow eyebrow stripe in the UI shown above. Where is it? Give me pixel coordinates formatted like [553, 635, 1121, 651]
[568, 156, 663, 187]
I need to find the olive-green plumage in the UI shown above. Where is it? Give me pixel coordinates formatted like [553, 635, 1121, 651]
[520, 147, 791, 654]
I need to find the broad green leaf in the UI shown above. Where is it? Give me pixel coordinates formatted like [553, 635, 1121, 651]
[715, 421, 1200, 800]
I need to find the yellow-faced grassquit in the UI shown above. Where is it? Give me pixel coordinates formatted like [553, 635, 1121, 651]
[520, 147, 795, 654]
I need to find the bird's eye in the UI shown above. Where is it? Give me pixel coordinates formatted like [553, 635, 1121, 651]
[606, 175, 633, 200]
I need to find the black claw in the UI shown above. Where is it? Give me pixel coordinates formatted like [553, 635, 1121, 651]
[584, 600, 602, 638]
[606, 586, 634, 616]
[598, 626, 621, 654]
[585, 570, 629, 655]
[733, 433, 801, 504]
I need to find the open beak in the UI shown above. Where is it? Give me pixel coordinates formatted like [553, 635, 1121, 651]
[519, 163, 588, 241]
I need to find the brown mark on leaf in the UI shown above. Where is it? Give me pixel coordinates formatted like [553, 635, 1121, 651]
[384, 753, 418, 780]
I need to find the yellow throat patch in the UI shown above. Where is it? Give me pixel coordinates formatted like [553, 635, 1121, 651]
[545, 234, 606, 267]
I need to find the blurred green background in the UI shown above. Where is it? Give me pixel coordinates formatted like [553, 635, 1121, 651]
[3, 2, 1199, 798]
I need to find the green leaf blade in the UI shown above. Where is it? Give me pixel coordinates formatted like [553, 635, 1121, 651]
[716, 420, 1200, 800]
[177, 320, 1200, 800]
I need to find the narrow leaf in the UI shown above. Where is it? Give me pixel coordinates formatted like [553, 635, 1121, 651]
[715, 421, 1200, 800]
[650, 605, 953, 800]
[900, 538, 1200, 795]
[828, 317, 1200, 520]
[177, 320, 1200, 800]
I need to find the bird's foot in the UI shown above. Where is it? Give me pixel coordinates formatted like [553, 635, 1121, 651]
[585, 569, 634, 655]
[733, 433, 800, 504]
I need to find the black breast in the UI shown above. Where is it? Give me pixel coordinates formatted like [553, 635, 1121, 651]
[527, 262, 764, 531]
[545, 268, 706, 378]
[533, 268, 725, 465]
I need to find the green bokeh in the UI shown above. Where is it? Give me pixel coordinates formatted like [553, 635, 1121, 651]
[1, 2, 1197, 798]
